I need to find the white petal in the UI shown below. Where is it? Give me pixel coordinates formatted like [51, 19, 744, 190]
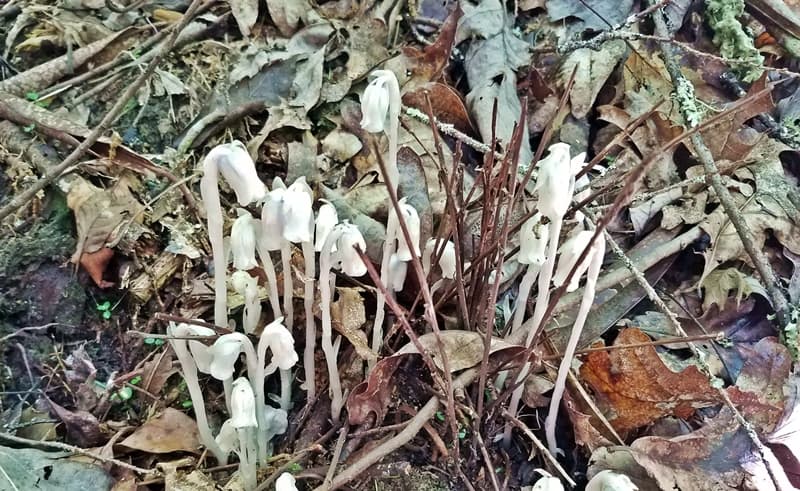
[275, 472, 298, 491]
[360, 77, 391, 133]
[261, 187, 286, 251]
[552, 230, 595, 292]
[438, 241, 457, 279]
[315, 201, 339, 252]
[534, 143, 574, 221]
[282, 177, 313, 243]
[214, 419, 237, 455]
[586, 470, 638, 491]
[209, 334, 244, 380]
[388, 253, 408, 291]
[210, 141, 267, 206]
[519, 213, 549, 266]
[388, 198, 421, 261]
[262, 319, 299, 370]
[231, 212, 259, 271]
[336, 223, 367, 277]
[531, 470, 565, 491]
[230, 377, 258, 428]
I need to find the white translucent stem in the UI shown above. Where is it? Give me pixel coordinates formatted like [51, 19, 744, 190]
[510, 264, 541, 338]
[545, 236, 604, 455]
[237, 428, 257, 491]
[280, 242, 293, 330]
[503, 219, 562, 447]
[170, 339, 228, 464]
[223, 377, 233, 414]
[319, 234, 344, 420]
[199, 166, 227, 328]
[301, 240, 316, 396]
[280, 368, 292, 411]
[256, 245, 282, 320]
[371, 219, 397, 366]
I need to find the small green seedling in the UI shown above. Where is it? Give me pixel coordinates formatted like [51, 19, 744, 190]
[96, 300, 113, 320]
[144, 337, 165, 347]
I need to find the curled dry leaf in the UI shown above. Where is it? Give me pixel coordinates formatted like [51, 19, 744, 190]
[579, 328, 721, 433]
[331, 287, 376, 363]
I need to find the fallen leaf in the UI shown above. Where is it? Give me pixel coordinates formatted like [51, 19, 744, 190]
[579, 328, 720, 433]
[0, 445, 114, 491]
[121, 408, 201, 454]
[331, 287, 375, 363]
[547, 0, 634, 32]
[561, 41, 627, 119]
[700, 267, 771, 311]
[767, 372, 800, 487]
[48, 399, 106, 448]
[228, 0, 258, 36]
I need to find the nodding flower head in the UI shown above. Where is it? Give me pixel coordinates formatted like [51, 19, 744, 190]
[261, 318, 299, 370]
[315, 200, 339, 252]
[586, 470, 638, 491]
[275, 472, 299, 491]
[209, 333, 249, 381]
[388, 198, 421, 261]
[519, 213, 549, 266]
[388, 253, 408, 291]
[281, 177, 314, 244]
[531, 470, 564, 491]
[333, 222, 367, 277]
[552, 229, 598, 292]
[231, 211, 259, 271]
[261, 180, 287, 251]
[360, 70, 398, 133]
[205, 141, 266, 206]
[424, 239, 457, 279]
[534, 143, 574, 221]
[230, 377, 257, 429]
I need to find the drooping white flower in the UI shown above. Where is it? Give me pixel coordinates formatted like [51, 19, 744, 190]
[552, 229, 599, 292]
[282, 177, 313, 243]
[438, 240, 456, 279]
[231, 271, 261, 334]
[168, 323, 216, 374]
[531, 470, 565, 491]
[585, 470, 638, 491]
[230, 377, 257, 429]
[206, 141, 267, 206]
[315, 200, 339, 252]
[230, 211, 259, 271]
[360, 70, 398, 133]
[209, 333, 248, 381]
[261, 318, 298, 370]
[534, 143, 574, 221]
[214, 419, 237, 455]
[388, 253, 408, 291]
[519, 213, 549, 266]
[388, 198, 421, 261]
[275, 472, 299, 491]
[261, 180, 287, 251]
[334, 223, 367, 277]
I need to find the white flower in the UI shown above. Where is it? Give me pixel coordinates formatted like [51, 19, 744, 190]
[261, 178, 287, 251]
[334, 223, 367, 277]
[230, 377, 257, 428]
[388, 253, 408, 291]
[206, 141, 266, 206]
[230, 211, 259, 271]
[438, 240, 456, 279]
[531, 470, 564, 491]
[388, 198, 421, 261]
[231, 271, 261, 334]
[519, 213, 549, 266]
[360, 70, 397, 133]
[209, 333, 249, 380]
[275, 472, 298, 491]
[214, 419, 237, 455]
[261, 318, 298, 370]
[282, 177, 313, 243]
[315, 200, 338, 252]
[167, 323, 216, 373]
[552, 229, 599, 292]
[585, 470, 638, 491]
[534, 143, 574, 221]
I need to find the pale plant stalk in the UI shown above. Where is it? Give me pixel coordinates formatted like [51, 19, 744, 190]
[237, 428, 257, 491]
[256, 244, 282, 319]
[319, 231, 344, 420]
[280, 242, 294, 330]
[545, 236, 605, 455]
[503, 219, 562, 447]
[371, 219, 397, 366]
[280, 368, 292, 412]
[199, 168, 227, 328]
[302, 240, 316, 397]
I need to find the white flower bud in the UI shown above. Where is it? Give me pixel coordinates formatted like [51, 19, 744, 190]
[388, 253, 408, 291]
[206, 141, 266, 206]
[335, 223, 367, 277]
[209, 333, 248, 381]
[360, 70, 397, 133]
[261, 318, 298, 370]
[315, 200, 338, 252]
[261, 185, 286, 251]
[552, 230, 598, 292]
[275, 472, 298, 491]
[534, 143, 574, 221]
[585, 470, 638, 491]
[168, 323, 216, 374]
[438, 240, 457, 279]
[282, 177, 314, 244]
[231, 271, 261, 334]
[519, 213, 549, 266]
[388, 198, 421, 261]
[230, 377, 257, 428]
[230, 211, 259, 271]
[214, 419, 237, 455]
[531, 470, 564, 491]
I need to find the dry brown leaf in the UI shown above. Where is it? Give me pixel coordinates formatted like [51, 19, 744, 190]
[331, 287, 375, 363]
[121, 408, 201, 454]
[579, 328, 721, 433]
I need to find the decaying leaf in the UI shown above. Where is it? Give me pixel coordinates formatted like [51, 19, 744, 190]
[700, 267, 770, 311]
[228, 0, 258, 37]
[121, 408, 201, 454]
[547, 0, 633, 32]
[561, 41, 627, 119]
[579, 328, 721, 433]
[0, 445, 114, 491]
[331, 287, 375, 363]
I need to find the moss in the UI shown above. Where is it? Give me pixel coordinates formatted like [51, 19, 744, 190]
[705, 0, 764, 82]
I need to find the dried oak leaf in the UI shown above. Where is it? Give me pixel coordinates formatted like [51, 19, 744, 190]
[579, 328, 721, 433]
[120, 408, 201, 454]
[331, 287, 375, 363]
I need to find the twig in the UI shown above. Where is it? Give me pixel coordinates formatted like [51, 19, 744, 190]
[0, 432, 158, 476]
[501, 410, 576, 488]
[403, 106, 502, 159]
[254, 445, 325, 491]
[0, 0, 205, 223]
